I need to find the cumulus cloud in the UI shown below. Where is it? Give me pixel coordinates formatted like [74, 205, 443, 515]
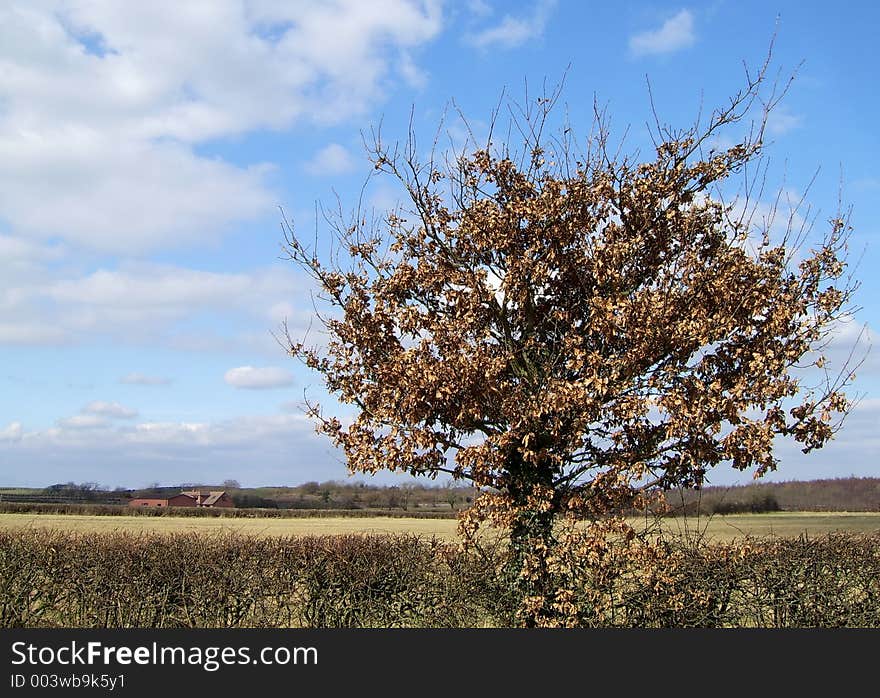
[0, 1, 443, 254]
[304, 143, 357, 176]
[83, 401, 139, 419]
[120, 372, 172, 386]
[48, 267, 263, 309]
[0, 235, 65, 267]
[0, 262, 312, 350]
[0, 412, 357, 488]
[0, 323, 68, 346]
[629, 9, 695, 57]
[397, 50, 429, 88]
[725, 187, 809, 251]
[3, 400, 878, 488]
[56, 414, 108, 429]
[224, 365, 294, 389]
[0, 139, 275, 255]
[466, 0, 556, 49]
[268, 301, 297, 325]
[751, 397, 880, 484]
[0, 421, 23, 442]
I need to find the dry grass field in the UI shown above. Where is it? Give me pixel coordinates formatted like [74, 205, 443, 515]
[1, 510, 879, 542]
[0, 513, 462, 539]
[633, 511, 880, 542]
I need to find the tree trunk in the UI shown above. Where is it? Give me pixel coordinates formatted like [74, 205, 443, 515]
[507, 507, 557, 627]
[505, 452, 559, 627]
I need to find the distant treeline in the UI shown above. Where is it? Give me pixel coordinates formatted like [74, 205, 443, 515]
[210, 480, 477, 512]
[0, 482, 128, 506]
[1, 480, 477, 513]
[2, 476, 878, 514]
[0, 493, 129, 506]
[664, 477, 880, 515]
[116, 476, 880, 514]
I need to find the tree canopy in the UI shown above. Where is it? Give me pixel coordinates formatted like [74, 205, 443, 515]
[281, 52, 860, 624]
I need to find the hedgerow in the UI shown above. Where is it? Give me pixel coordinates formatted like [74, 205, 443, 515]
[2, 529, 878, 627]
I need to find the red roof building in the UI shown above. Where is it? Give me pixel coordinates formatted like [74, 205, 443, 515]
[128, 498, 169, 508]
[180, 490, 234, 508]
[128, 490, 235, 508]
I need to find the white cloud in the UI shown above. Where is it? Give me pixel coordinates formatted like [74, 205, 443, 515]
[132, 421, 211, 442]
[48, 267, 259, 308]
[268, 301, 297, 324]
[0, 235, 65, 266]
[0, 1, 443, 254]
[398, 50, 429, 88]
[224, 365, 294, 389]
[752, 397, 880, 484]
[0, 421, 23, 442]
[0, 137, 275, 255]
[56, 414, 108, 429]
[0, 412, 355, 488]
[466, 0, 556, 49]
[727, 187, 809, 249]
[766, 106, 803, 136]
[368, 183, 406, 216]
[466, 0, 493, 18]
[0, 323, 68, 346]
[83, 401, 139, 419]
[816, 320, 878, 377]
[629, 9, 695, 57]
[120, 372, 172, 386]
[304, 143, 357, 176]
[0, 262, 312, 348]
[4, 400, 878, 488]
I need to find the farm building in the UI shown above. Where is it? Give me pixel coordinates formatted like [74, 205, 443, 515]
[128, 491, 235, 508]
[180, 490, 235, 508]
[128, 497, 170, 508]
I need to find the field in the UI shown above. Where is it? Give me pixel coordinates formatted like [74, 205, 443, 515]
[2, 510, 880, 542]
[634, 511, 880, 542]
[0, 512, 458, 538]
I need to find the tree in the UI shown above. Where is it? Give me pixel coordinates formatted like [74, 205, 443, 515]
[442, 482, 458, 511]
[281, 51, 860, 625]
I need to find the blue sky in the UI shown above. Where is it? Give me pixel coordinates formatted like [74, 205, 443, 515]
[1, 1, 878, 489]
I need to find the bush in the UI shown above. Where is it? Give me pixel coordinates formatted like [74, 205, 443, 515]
[712, 494, 781, 515]
[0, 530, 494, 628]
[2, 528, 878, 628]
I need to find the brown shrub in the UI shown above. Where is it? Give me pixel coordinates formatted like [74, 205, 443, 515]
[2, 529, 879, 628]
